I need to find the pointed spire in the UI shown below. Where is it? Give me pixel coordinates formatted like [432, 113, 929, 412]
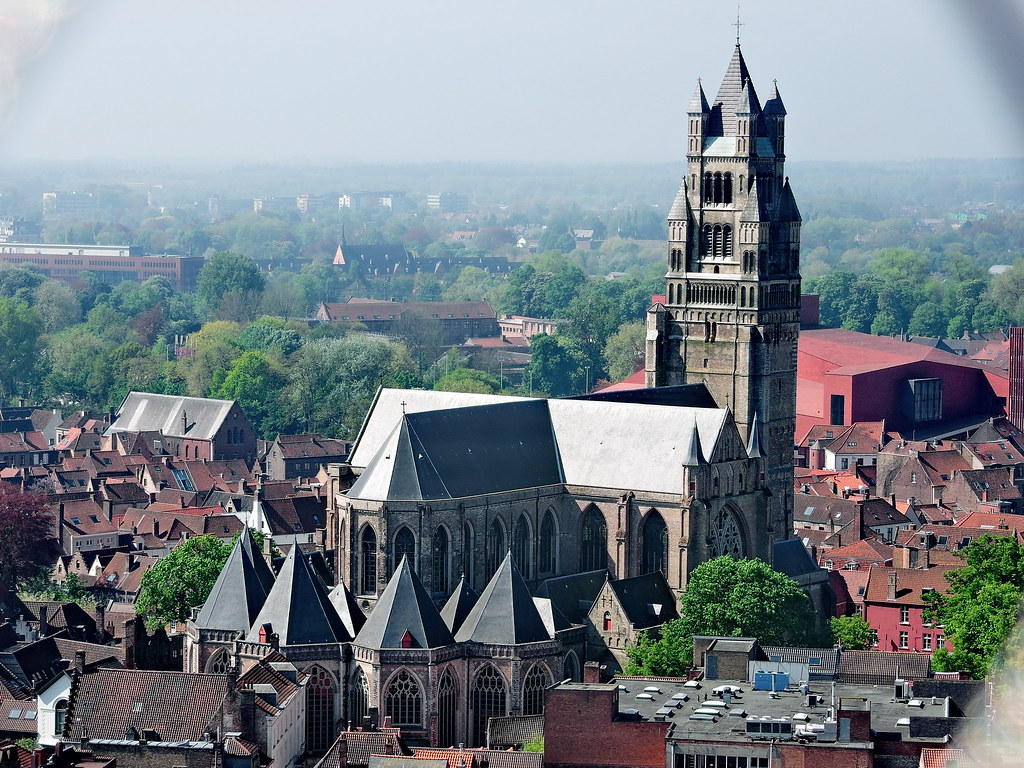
[246, 545, 351, 645]
[736, 78, 761, 116]
[439, 576, 479, 633]
[779, 177, 802, 222]
[195, 529, 275, 633]
[680, 415, 707, 467]
[667, 179, 692, 221]
[712, 44, 758, 136]
[687, 80, 710, 115]
[454, 552, 551, 644]
[742, 175, 767, 221]
[746, 411, 766, 459]
[764, 80, 787, 115]
[354, 556, 455, 649]
[328, 579, 367, 638]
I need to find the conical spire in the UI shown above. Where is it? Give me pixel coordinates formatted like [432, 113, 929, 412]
[195, 529, 275, 633]
[712, 44, 758, 135]
[742, 175, 767, 221]
[779, 177, 802, 222]
[246, 545, 351, 645]
[736, 78, 761, 116]
[680, 415, 707, 467]
[455, 552, 550, 644]
[328, 579, 367, 638]
[764, 81, 786, 115]
[355, 556, 454, 649]
[746, 411, 766, 459]
[687, 80, 710, 114]
[667, 179, 692, 221]
[439, 576, 479, 633]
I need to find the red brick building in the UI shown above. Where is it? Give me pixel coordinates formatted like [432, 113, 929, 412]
[862, 566, 954, 654]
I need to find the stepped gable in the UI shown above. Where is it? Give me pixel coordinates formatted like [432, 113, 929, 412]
[355, 556, 454, 650]
[246, 546, 351, 645]
[455, 552, 551, 645]
[439, 576, 479, 633]
[195, 529, 275, 633]
[327, 580, 367, 638]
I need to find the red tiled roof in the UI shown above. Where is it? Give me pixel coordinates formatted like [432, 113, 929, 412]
[952, 510, 1024, 530]
[863, 566, 954, 606]
[919, 748, 977, 768]
[820, 538, 893, 564]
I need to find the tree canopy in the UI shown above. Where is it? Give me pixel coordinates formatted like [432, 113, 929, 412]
[923, 535, 1024, 679]
[136, 535, 230, 629]
[0, 486, 56, 589]
[830, 615, 875, 650]
[626, 557, 819, 676]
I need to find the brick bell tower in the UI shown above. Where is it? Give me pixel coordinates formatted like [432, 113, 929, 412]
[646, 41, 801, 546]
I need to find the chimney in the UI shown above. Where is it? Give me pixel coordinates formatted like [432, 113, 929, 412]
[39, 606, 48, 636]
[887, 571, 898, 601]
[103, 499, 113, 523]
[95, 603, 105, 638]
[152, 518, 159, 537]
[56, 502, 65, 541]
[74, 649, 86, 675]
[181, 410, 188, 435]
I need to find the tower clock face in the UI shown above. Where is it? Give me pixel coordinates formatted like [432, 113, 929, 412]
[709, 508, 744, 558]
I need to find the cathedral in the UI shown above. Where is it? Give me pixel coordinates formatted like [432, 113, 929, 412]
[185, 40, 802, 754]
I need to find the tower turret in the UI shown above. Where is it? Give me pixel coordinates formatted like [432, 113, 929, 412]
[687, 81, 710, 155]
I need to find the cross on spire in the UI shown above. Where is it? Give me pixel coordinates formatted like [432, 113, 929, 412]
[734, 6, 744, 45]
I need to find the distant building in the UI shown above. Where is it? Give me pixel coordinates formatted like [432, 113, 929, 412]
[42, 191, 94, 217]
[315, 299, 499, 344]
[0, 243, 203, 290]
[498, 314, 565, 339]
[426, 192, 469, 212]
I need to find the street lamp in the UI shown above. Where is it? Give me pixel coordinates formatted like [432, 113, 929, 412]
[584, 366, 591, 394]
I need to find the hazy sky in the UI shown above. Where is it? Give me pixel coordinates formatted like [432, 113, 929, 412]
[0, 0, 1021, 166]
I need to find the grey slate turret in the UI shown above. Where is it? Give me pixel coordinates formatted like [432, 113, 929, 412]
[354, 556, 454, 649]
[763, 81, 787, 115]
[667, 180, 692, 222]
[680, 416, 707, 467]
[195, 528, 275, 632]
[746, 411, 766, 459]
[711, 44, 756, 135]
[246, 545, 351, 645]
[687, 80, 710, 115]
[779, 178, 802, 222]
[439, 576, 479, 634]
[328, 580, 367, 638]
[454, 552, 551, 644]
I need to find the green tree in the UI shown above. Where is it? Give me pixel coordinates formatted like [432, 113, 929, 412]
[907, 303, 948, 337]
[0, 298, 42, 399]
[525, 334, 584, 397]
[830, 615, 874, 650]
[136, 536, 230, 629]
[923, 535, 1024, 679]
[603, 322, 646, 382]
[33, 280, 82, 333]
[626, 557, 818, 675]
[210, 351, 287, 439]
[195, 251, 266, 316]
[434, 367, 500, 394]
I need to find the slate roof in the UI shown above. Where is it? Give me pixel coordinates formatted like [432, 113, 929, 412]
[273, 433, 349, 459]
[454, 553, 550, 645]
[534, 570, 607, 625]
[315, 729, 406, 768]
[327, 580, 367, 638]
[246, 546, 351, 645]
[355, 557, 454, 650]
[66, 668, 229, 742]
[667, 179, 691, 221]
[687, 81, 710, 114]
[532, 596, 572, 636]
[761, 646, 839, 676]
[107, 392, 237, 441]
[439, 577, 478, 633]
[349, 390, 731, 502]
[771, 539, 823, 578]
[486, 713, 544, 748]
[606, 572, 679, 630]
[835, 649, 931, 685]
[196, 528, 275, 633]
[711, 44, 758, 136]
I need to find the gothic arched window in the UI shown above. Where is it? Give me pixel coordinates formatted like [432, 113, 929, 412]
[306, 666, 337, 753]
[360, 525, 377, 594]
[563, 652, 581, 682]
[522, 664, 551, 716]
[723, 173, 733, 204]
[384, 669, 422, 728]
[463, 521, 475, 587]
[436, 668, 459, 747]
[394, 526, 415, 572]
[54, 699, 68, 736]
[580, 507, 607, 572]
[486, 518, 505, 579]
[432, 526, 449, 595]
[709, 508, 745, 558]
[539, 511, 557, 575]
[206, 649, 230, 674]
[642, 510, 668, 576]
[350, 667, 369, 729]
[713, 172, 723, 204]
[513, 515, 532, 578]
[471, 665, 507, 747]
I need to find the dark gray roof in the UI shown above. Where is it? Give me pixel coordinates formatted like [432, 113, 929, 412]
[779, 177, 802, 222]
[736, 78, 761, 116]
[455, 553, 551, 644]
[195, 529, 275, 632]
[439, 577, 478, 633]
[680, 414, 707, 466]
[571, 383, 717, 409]
[355, 556, 454, 650]
[534, 569, 607, 625]
[246, 545, 351, 645]
[533, 596, 572, 636]
[741, 175, 767, 220]
[746, 411, 765, 459]
[707, 637, 758, 653]
[607, 572, 679, 630]
[836, 649, 931, 685]
[761, 646, 840, 676]
[328, 580, 367, 639]
[349, 401, 563, 501]
[687, 80, 710, 114]
[772, 538, 823, 578]
[487, 714, 544, 749]
[763, 81, 787, 115]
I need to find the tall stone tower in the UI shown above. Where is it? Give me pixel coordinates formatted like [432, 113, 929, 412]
[646, 42, 801, 546]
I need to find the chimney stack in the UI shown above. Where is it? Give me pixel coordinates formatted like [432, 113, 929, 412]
[887, 571, 898, 601]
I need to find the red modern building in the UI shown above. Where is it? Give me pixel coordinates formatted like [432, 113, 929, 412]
[797, 329, 1008, 438]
